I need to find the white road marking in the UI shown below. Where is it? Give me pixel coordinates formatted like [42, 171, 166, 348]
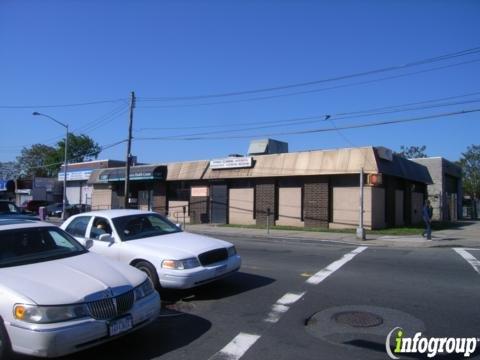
[454, 248, 480, 275]
[306, 246, 368, 285]
[276, 292, 305, 305]
[213, 248, 368, 359]
[264, 292, 305, 323]
[209, 333, 260, 360]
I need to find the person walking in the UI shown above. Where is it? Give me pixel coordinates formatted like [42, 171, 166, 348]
[422, 199, 433, 240]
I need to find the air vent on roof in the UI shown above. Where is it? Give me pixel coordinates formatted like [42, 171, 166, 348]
[248, 139, 288, 156]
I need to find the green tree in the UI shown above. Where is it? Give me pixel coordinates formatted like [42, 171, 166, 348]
[56, 133, 101, 163]
[0, 161, 19, 179]
[15, 133, 101, 177]
[459, 145, 480, 219]
[397, 145, 428, 159]
[15, 144, 59, 177]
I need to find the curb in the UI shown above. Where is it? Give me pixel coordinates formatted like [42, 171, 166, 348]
[186, 228, 480, 249]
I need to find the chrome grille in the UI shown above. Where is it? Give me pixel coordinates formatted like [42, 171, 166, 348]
[87, 290, 135, 320]
[198, 248, 228, 266]
[116, 290, 135, 314]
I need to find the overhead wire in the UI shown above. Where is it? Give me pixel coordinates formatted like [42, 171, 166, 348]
[0, 103, 129, 152]
[23, 139, 128, 170]
[134, 109, 480, 141]
[138, 46, 480, 102]
[133, 97, 480, 139]
[0, 98, 127, 109]
[136, 58, 480, 109]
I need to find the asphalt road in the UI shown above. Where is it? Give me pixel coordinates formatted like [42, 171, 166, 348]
[15, 236, 480, 360]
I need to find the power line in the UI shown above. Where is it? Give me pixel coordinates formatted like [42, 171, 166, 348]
[136, 58, 480, 109]
[133, 97, 480, 139]
[23, 139, 128, 170]
[138, 46, 480, 101]
[134, 109, 479, 141]
[0, 104, 129, 152]
[0, 98, 127, 109]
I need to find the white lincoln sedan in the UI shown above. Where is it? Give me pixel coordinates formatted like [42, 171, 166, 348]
[0, 219, 160, 359]
[61, 210, 241, 289]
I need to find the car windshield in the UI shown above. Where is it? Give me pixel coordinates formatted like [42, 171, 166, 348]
[112, 213, 182, 241]
[0, 202, 20, 214]
[0, 226, 87, 268]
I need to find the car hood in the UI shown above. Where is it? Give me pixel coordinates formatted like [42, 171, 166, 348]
[0, 213, 40, 220]
[124, 231, 232, 260]
[0, 252, 146, 305]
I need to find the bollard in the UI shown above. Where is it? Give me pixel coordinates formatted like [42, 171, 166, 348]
[182, 206, 186, 230]
[38, 206, 46, 221]
[267, 208, 271, 235]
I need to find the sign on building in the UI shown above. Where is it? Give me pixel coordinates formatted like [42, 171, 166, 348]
[57, 170, 93, 182]
[191, 186, 209, 197]
[210, 157, 253, 170]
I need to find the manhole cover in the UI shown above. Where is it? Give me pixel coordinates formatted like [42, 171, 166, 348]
[333, 311, 383, 328]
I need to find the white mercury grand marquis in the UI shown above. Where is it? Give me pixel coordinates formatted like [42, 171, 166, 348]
[61, 210, 242, 289]
[0, 218, 160, 359]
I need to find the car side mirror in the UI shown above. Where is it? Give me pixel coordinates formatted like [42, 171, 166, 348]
[99, 233, 114, 244]
[85, 239, 94, 249]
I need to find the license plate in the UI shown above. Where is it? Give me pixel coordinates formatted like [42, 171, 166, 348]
[109, 316, 133, 337]
[215, 264, 227, 274]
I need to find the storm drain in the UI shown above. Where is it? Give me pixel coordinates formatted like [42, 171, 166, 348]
[333, 311, 383, 328]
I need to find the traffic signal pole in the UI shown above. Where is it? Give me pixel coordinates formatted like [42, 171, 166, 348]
[356, 167, 366, 240]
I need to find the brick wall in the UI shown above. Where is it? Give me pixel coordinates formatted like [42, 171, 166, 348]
[153, 182, 167, 215]
[255, 180, 276, 226]
[303, 177, 329, 228]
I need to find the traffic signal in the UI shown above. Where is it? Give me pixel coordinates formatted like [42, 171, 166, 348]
[367, 173, 382, 186]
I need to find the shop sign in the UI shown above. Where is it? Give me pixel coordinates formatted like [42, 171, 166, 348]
[210, 157, 252, 170]
[191, 186, 209, 197]
[57, 170, 93, 181]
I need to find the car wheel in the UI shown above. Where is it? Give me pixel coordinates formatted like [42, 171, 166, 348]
[134, 261, 160, 289]
[0, 318, 11, 360]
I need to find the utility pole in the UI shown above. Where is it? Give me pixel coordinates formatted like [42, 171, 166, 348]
[124, 91, 135, 209]
[356, 167, 366, 240]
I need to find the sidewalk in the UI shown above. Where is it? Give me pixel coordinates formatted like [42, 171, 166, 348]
[184, 221, 480, 248]
[46, 216, 480, 249]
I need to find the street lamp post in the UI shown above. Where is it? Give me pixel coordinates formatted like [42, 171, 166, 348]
[32, 112, 69, 220]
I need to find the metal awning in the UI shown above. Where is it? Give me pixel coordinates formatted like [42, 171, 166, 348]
[96, 165, 166, 182]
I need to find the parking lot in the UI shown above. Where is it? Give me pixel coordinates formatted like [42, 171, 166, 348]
[10, 233, 478, 360]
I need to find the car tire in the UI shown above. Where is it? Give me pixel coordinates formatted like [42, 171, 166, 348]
[134, 261, 160, 289]
[0, 318, 11, 360]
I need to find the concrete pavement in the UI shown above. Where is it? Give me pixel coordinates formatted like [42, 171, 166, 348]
[46, 215, 480, 248]
[184, 220, 480, 248]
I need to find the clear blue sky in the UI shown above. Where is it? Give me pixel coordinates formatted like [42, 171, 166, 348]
[0, 0, 479, 165]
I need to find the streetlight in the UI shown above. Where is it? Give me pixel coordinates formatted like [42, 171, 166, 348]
[32, 112, 69, 220]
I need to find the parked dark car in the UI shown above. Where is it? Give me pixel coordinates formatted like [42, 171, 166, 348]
[22, 200, 52, 214]
[0, 200, 39, 220]
[69, 203, 92, 216]
[45, 203, 91, 218]
[45, 202, 62, 217]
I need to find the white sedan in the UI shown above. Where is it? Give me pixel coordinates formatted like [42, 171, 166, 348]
[0, 218, 160, 358]
[61, 210, 242, 289]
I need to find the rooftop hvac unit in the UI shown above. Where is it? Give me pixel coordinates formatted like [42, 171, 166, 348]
[248, 139, 288, 156]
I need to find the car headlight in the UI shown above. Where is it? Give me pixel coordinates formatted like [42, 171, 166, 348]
[227, 246, 237, 257]
[14, 303, 89, 324]
[134, 278, 155, 301]
[161, 257, 200, 270]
